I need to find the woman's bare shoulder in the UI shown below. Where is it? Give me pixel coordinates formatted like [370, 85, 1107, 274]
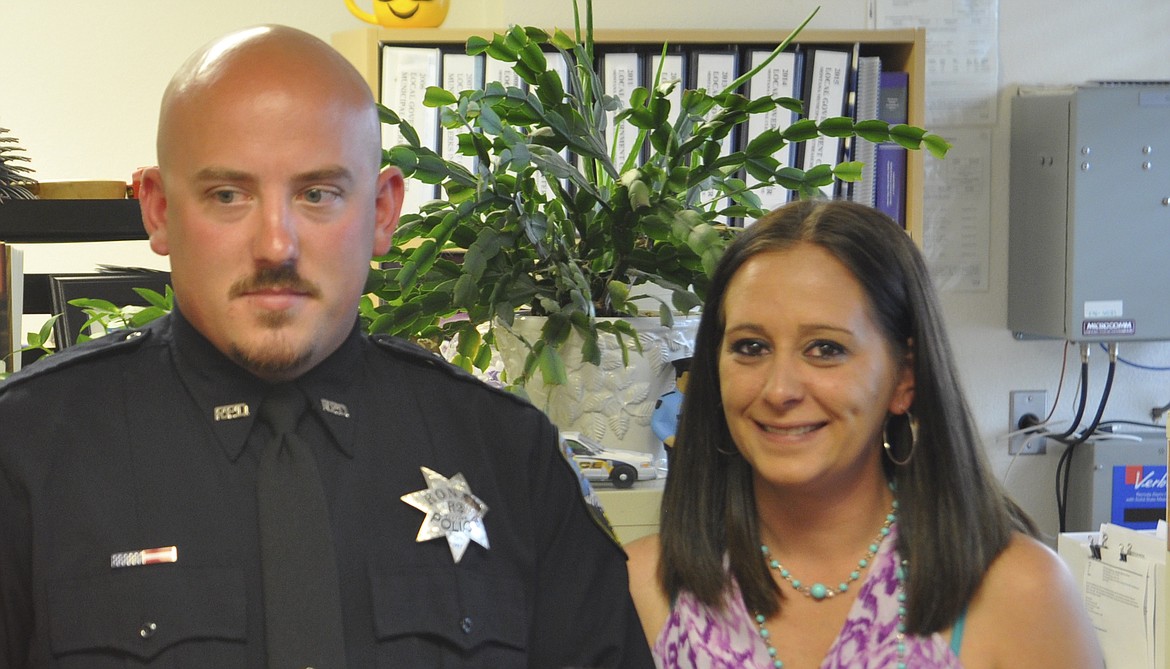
[959, 532, 1104, 669]
[625, 534, 660, 571]
[625, 534, 671, 647]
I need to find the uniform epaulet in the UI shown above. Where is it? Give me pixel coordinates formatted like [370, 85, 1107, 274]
[0, 328, 152, 392]
[368, 333, 534, 410]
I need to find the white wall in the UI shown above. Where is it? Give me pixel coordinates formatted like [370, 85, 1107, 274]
[964, 0, 1170, 539]
[3, 0, 1169, 539]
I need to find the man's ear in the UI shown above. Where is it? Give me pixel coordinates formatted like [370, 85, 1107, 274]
[138, 167, 171, 257]
[372, 166, 404, 257]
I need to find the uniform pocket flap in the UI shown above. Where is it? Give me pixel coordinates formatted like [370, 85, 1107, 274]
[47, 566, 246, 659]
[370, 563, 528, 652]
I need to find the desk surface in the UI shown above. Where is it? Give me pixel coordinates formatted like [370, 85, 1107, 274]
[596, 478, 665, 544]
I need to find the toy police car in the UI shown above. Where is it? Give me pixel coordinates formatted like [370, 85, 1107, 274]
[559, 431, 659, 489]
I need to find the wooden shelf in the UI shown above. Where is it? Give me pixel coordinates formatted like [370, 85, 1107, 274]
[0, 199, 146, 243]
[333, 26, 926, 243]
[0, 199, 151, 369]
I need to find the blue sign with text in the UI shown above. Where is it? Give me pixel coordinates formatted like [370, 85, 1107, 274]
[1111, 465, 1167, 530]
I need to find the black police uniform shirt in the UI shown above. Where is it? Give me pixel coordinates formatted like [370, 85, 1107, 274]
[0, 310, 654, 668]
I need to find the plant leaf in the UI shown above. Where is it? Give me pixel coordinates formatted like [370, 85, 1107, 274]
[817, 116, 856, 137]
[456, 322, 481, 359]
[923, 133, 952, 159]
[782, 119, 820, 143]
[888, 123, 927, 149]
[537, 343, 568, 385]
[627, 179, 651, 210]
[744, 128, 787, 157]
[854, 118, 892, 143]
[377, 103, 401, 124]
[423, 86, 458, 107]
[832, 161, 864, 182]
[466, 35, 491, 55]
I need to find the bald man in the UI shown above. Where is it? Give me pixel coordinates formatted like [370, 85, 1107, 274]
[0, 25, 653, 668]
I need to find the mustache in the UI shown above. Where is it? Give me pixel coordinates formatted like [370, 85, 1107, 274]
[229, 264, 322, 299]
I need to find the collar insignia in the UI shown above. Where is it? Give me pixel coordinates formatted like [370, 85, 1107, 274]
[401, 467, 490, 563]
[320, 398, 350, 418]
[213, 403, 250, 421]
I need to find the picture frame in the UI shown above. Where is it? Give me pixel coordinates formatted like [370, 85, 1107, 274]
[48, 271, 170, 348]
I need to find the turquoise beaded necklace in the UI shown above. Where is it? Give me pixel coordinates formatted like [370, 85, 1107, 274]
[754, 499, 908, 668]
[761, 499, 897, 601]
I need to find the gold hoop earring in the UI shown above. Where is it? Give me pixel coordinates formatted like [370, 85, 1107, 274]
[883, 412, 918, 466]
[715, 442, 740, 457]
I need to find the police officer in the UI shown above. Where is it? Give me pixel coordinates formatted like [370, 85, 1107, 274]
[0, 25, 653, 668]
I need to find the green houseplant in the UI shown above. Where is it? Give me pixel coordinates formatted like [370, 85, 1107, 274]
[363, 1, 949, 388]
[5, 3, 949, 391]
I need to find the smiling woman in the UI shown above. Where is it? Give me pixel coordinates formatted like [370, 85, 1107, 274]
[344, 0, 451, 27]
[625, 199, 1104, 669]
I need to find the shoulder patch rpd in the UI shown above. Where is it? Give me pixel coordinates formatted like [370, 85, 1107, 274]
[0, 329, 151, 390]
[557, 444, 623, 549]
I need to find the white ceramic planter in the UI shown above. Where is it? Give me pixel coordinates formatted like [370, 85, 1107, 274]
[495, 315, 699, 463]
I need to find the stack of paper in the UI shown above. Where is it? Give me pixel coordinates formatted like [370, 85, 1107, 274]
[1060, 521, 1166, 668]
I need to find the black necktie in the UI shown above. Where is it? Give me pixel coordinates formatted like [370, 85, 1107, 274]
[256, 385, 348, 669]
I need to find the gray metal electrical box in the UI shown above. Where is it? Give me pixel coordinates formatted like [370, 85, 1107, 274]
[1009, 83, 1170, 341]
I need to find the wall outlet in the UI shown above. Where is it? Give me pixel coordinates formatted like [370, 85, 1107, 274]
[1009, 390, 1047, 455]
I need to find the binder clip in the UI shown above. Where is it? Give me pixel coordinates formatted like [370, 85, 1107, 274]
[1118, 543, 1132, 563]
[1089, 534, 1103, 560]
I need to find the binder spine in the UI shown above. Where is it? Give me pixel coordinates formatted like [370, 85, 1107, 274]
[600, 49, 644, 171]
[688, 47, 739, 223]
[439, 50, 484, 177]
[850, 55, 883, 207]
[745, 47, 804, 217]
[381, 45, 442, 215]
[800, 46, 854, 197]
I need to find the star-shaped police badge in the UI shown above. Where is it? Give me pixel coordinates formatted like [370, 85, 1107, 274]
[401, 467, 490, 563]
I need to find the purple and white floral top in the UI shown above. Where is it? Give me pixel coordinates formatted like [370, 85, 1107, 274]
[653, 527, 964, 668]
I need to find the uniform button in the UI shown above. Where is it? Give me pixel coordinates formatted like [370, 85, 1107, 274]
[125, 330, 144, 340]
[460, 616, 473, 634]
[139, 622, 157, 638]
